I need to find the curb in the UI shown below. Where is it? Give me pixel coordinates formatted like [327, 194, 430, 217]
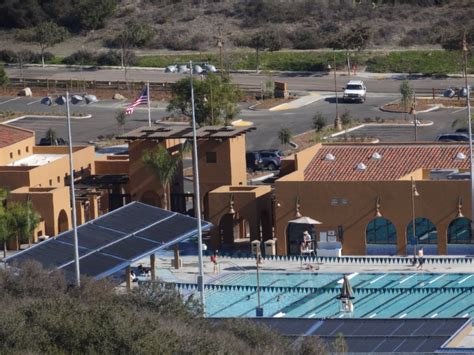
[4, 114, 92, 124]
[380, 104, 441, 113]
[324, 121, 434, 139]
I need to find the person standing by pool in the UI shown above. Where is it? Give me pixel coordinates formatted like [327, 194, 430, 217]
[210, 250, 219, 273]
[417, 247, 424, 271]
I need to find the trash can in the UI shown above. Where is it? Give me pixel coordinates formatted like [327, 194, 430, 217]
[264, 239, 276, 256]
[251, 240, 261, 256]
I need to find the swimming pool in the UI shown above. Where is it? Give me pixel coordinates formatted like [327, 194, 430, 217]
[200, 272, 474, 319]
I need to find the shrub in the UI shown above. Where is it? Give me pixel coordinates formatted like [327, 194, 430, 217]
[312, 112, 327, 132]
[0, 50, 17, 63]
[341, 110, 352, 126]
[63, 50, 97, 65]
[97, 50, 121, 66]
[0, 66, 9, 87]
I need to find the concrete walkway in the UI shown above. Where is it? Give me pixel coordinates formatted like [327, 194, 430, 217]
[269, 92, 325, 111]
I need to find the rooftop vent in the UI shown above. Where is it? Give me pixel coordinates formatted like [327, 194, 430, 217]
[356, 162, 367, 171]
[324, 153, 335, 161]
[371, 152, 382, 160]
[455, 152, 466, 160]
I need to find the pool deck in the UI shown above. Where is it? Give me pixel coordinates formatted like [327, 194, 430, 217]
[146, 255, 474, 284]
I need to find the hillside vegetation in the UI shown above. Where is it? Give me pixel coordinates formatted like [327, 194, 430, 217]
[0, 0, 472, 51]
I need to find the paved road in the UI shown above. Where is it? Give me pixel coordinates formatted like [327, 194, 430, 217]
[6, 66, 472, 94]
[0, 93, 468, 150]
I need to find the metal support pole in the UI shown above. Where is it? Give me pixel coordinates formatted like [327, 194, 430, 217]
[189, 60, 205, 311]
[411, 177, 417, 258]
[66, 91, 81, 287]
[333, 51, 341, 130]
[256, 249, 263, 317]
[463, 34, 474, 236]
[147, 81, 151, 127]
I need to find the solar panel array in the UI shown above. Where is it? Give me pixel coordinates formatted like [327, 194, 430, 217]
[6, 202, 211, 280]
[248, 318, 470, 353]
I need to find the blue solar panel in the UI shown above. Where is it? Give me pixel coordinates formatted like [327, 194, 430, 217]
[5, 202, 212, 280]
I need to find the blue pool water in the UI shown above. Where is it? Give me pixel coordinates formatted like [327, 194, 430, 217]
[201, 272, 474, 319]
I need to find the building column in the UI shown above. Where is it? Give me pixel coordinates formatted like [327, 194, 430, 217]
[437, 222, 448, 255]
[173, 245, 181, 269]
[150, 253, 156, 281]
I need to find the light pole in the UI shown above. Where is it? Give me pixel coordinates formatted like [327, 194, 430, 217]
[411, 177, 420, 259]
[254, 240, 263, 317]
[410, 91, 417, 142]
[333, 51, 341, 130]
[40, 92, 92, 287]
[189, 60, 206, 310]
[462, 33, 474, 235]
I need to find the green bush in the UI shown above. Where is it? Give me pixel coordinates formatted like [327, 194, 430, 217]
[312, 112, 327, 132]
[63, 50, 97, 65]
[0, 66, 8, 86]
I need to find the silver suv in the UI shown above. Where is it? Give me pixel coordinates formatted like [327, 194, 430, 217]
[343, 80, 367, 103]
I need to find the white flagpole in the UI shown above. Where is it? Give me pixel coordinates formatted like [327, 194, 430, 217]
[147, 81, 151, 127]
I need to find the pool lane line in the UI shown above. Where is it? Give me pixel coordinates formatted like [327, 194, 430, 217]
[337, 272, 359, 284]
[430, 313, 438, 318]
[399, 313, 407, 318]
[369, 313, 377, 318]
[429, 274, 446, 284]
[458, 275, 473, 284]
[399, 274, 416, 284]
[370, 274, 387, 284]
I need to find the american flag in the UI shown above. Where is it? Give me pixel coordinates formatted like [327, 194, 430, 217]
[125, 85, 149, 115]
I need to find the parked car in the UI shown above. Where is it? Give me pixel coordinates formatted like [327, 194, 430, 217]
[436, 133, 470, 142]
[258, 149, 284, 170]
[38, 137, 68, 146]
[246, 151, 263, 172]
[342, 80, 367, 103]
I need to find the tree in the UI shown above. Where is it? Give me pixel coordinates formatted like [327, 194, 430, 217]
[44, 128, 59, 145]
[330, 25, 373, 75]
[0, 205, 11, 259]
[115, 110, 127, 134]
[340, 109, 352, 127]
[400, 80, 414, 119]
[312, 112, 327, 132]
[331, 333, 348, 353]
[167, 73, 242, 126]
[248, 28, 285, 72]
[74, 0, 117, 31]
[111, 22, 153, 68]
[8, 201, 40, 248]
[0, 65, 9, 88]
[278, 127, 293, 146]
[16, 21, 69, 67]
[142, 145, 181, 210]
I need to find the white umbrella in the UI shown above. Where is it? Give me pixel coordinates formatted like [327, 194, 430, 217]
[288, 216, 322, 225]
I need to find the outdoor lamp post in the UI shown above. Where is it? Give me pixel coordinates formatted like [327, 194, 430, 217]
[188, 60, 206, 310]
[331, 51, 341, 131]
[40, 92, 94, 287]
[254, 240, 263, 317]
[409, 91, 418, 142]
[411, 177, 420, 259]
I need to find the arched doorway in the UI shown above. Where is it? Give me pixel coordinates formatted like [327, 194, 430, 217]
[141, 190, 160, 207]
[57, 210, 69, 233]
[447, 217, 474, 255]
[365, 217, 397, 255]
[406, 217, 438, 254]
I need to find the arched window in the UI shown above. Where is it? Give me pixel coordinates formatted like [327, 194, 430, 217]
[366, 217, 397, 244]
[406, 217, 437, 245]
[448, 218, 473, 244]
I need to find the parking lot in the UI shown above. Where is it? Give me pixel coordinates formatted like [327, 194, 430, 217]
[0, 93, 469, 149]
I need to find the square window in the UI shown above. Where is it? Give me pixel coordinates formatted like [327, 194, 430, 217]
[206, 152, 217, 164]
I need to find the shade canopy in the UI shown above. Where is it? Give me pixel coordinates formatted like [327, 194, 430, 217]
[288, 216, 322, 225]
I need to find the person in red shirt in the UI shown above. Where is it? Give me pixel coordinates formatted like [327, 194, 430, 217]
[210, 250, 219, 273]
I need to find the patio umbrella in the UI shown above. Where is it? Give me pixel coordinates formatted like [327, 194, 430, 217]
[337, 275, 355, 300]
[288, 216, 322, 224]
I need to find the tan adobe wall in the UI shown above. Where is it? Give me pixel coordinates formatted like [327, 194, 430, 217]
[274, 179, 469, 255]
[95, 155, 129, 175]
[0, 135, 35, 166]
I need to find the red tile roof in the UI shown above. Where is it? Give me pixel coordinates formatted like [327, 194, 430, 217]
[0, 124, 34, 148]
[304, 143, 471, 181]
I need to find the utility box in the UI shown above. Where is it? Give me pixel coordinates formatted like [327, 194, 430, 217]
[274, 81, 289, 99]
[251, 240, 261, 256]
[264, 239, 276, 256]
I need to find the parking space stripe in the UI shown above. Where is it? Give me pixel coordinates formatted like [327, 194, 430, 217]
[27, 99, 42, 105]
[0, 97, 21, 105]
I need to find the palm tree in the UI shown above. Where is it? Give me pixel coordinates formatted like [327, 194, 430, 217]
[44, 128, 58, 145]
[142, 145, 181, 210]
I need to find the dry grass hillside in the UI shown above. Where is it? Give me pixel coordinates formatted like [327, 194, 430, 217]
[0, 0, 472, 56]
